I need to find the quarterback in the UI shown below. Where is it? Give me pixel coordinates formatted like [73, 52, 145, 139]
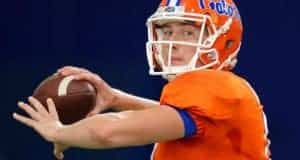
[13, 0, 271, 159]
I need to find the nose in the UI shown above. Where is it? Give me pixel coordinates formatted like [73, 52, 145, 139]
[168, 32, 181, 51]
[171, 43, 178, 51]
[169, 32, 181, 41]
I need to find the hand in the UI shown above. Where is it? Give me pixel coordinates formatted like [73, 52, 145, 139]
[53, 143, 69, 160]
[57, 66, 117, 116]
[13, 97, 64, 143]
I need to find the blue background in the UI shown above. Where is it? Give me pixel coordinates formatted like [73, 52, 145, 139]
[1, 0, 299, 159]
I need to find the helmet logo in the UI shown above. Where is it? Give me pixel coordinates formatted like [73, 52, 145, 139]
[209, 0, 236, 17]
[165, 6, 176, 12]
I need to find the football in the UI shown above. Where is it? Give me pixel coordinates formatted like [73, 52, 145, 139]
[33, 74, 97, 124]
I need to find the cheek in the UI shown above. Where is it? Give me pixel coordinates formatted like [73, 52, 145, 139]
[160, 47, 169, 64]
[161, 45, 170, 57]
[181, 46, 198, 60]
[162, 45, 169, 52]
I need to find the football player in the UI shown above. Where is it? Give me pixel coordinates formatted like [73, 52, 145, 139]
[13, 0, 271, 159]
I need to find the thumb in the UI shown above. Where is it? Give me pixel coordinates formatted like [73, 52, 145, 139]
[53, 143, 67, 159]
[87, 109, 100, 117]
[54, 149, 64, 160]
[86, 105, 104, 117]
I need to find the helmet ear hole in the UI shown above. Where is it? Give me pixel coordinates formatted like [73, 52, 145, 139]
[225, 40, 234, 49]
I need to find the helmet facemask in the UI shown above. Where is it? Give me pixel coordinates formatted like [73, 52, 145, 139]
[146, 8, 222, 77]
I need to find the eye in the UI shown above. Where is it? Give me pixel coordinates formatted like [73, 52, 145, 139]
[163, 30, 173, 36]
[183, 31, 194, 36]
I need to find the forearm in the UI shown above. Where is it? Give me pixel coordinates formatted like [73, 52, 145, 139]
[111, 89, 160, 111]
[54, 115, 116, 149]
[53, 105, 184, 150]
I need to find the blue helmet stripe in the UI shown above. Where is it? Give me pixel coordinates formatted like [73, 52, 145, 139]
[168, 0, 180, 6]
[199, 0, 205, 9]
[167, 0, 171, 6]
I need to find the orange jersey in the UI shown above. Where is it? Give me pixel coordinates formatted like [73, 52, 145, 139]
[152, 70, 270, 160]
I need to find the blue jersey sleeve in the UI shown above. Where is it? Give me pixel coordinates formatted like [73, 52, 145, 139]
[173, 107, 197, 138]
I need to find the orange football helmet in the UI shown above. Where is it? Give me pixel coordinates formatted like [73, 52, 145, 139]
[146, 0, 243, 76]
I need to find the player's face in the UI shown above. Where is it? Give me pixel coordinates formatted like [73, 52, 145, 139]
[157, 22, 206, 66]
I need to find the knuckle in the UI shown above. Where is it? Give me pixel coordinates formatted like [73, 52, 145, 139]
[92, 73, 101, 80]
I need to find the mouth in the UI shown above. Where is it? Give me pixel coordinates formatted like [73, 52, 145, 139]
[170, 57, 184, 65]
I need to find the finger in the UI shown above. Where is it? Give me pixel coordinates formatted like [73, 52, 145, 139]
[47, 98, 59, 120]
[54, 157, 63, 160]
[54, 150, 64, 160]
[54, 143, 68, 152]
[13, 113, 36, 128]
[57, 66, 78, 76]
[17, 101, 41, 120]
[57, 65, 74, 73]
[57, 66, 80, 73]
[74, 73, 104, 90]
[58, 66, 79, 76]
[54, 144, 65, 159]
[28, 97, 49, 116]
[58, 66, 89, 76]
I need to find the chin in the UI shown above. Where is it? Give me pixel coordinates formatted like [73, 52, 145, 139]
[171, 62, 186, 66]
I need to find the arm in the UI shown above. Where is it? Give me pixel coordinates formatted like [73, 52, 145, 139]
[55, 105, 184, 149]
[13, 97, 184, 149]
[111, 89, 160, 111]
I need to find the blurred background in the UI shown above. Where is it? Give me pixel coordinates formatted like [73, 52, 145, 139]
[0, 0, 299, 159]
